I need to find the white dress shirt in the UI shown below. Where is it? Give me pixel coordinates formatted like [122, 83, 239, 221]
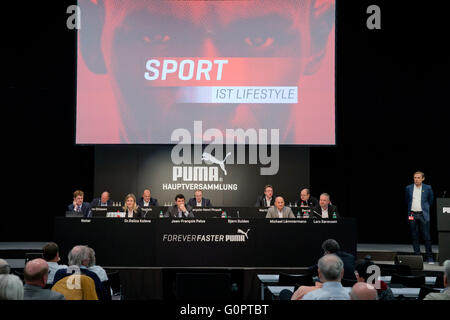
[321, 207, 329, 219]
[411, 185, 422, 211]
[46, 262, 68, 284]
[277, 209, 283, 218]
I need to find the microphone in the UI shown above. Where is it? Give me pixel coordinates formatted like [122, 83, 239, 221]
[443, 190, 447, 198]
[312, 209, 322, 219]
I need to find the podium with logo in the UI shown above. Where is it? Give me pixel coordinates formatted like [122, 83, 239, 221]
[437, 198, 450, 264]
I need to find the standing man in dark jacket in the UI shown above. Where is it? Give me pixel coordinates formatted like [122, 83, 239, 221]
[405, 171, 434, 263]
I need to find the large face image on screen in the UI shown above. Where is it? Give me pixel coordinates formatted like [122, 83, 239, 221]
[76, 0, 335, 144]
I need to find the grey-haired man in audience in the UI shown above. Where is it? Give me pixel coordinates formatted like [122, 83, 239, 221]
[302, 254, 350, 300]
[0, 274, 24, 300]
[424, 260, 450, 300]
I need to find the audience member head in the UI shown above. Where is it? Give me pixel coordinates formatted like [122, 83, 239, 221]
[24, 258, 49, 287]
[264, 185, 273, 199]
[87, 247, 97, 267]
[444, 260, 450, 288]
[0, 274, 24, 300]
[274, 196, 285, 211]
[300, 188, 311, 202]
[317, 254, 344, 283]
[319, 193, 331, 209]
[354, 259, 375, 282]
[42, 242, 60, 263]
[0, 259, 11, 274]
[68, 245, 90, 267]
[321, 239, 340, 254]
[350, 282, 377, 300]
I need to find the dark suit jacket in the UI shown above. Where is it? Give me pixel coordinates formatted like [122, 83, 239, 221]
[68, 202, 92, 217]
[405, 183, 434, 221]
[123, 206, 144, 218]
[187, 197, 212, 207]
[337, 251, 356, 280]
[296, 196, 319, 208]
[312, 204, 340, 219]
[164, 205, 194, 218]
[137, 197, 159, 207]
[308, 251, 356, 281]
[23, 284, 65, 300]
[54, 267, 111, 301]
[254, 195, 274, 207]
[90, 198, 113, 207]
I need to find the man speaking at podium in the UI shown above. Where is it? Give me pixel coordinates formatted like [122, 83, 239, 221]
[406, 171, 434, 263]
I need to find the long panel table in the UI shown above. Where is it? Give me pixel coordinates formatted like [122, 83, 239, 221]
[54, 217, 356, 268]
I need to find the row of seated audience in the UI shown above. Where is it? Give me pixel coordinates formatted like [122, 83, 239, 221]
[69, 185, 338, 219]
[0, 243, 110, 300]
[278, 238, 450, 300]
[1, 240, 449, 300]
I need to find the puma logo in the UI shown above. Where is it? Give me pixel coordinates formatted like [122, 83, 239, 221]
[201, 152, 232, 175]
[237, 228, 250, 239]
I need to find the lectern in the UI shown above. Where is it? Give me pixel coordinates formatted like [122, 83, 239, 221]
[437, 198, 450, 264]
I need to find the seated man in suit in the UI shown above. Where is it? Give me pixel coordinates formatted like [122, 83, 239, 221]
[307, 239, 355, 281]
[254, 184, 275, 207]
[90, 191, 112, 207]
[187, 190, 212, 207]
[23, 259, 65, 300]
[297, 188, 319, 208]
[313, 193, 339, 219]
[67, 190, 92, 217]
[265, 196, 295, 218]
[53, 245, 111, 301]
[137, 188, 159, 207]
[165, 194, 194, 218]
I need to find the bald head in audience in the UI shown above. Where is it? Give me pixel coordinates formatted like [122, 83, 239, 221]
[24, 258, 49, 288]
[350, 282, 377, 300]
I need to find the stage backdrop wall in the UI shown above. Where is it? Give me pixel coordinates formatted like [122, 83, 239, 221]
[94, 145, 309, 207]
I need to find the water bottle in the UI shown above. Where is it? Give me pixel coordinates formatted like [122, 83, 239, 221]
[332, 212, 337, 219]
[159, 210, 164, 218]
[304, 210, 309, 219]
[296, 210, 301, 219]
[221, 211, 227, 218]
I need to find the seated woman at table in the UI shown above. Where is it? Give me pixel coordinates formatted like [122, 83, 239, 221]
[123, 194, 143, 218]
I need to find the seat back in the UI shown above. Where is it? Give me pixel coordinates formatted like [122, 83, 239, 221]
[341, 278, 357, 287]
[175, 272, 231, 300]
[395, 255, 423, 271]
[434, 274, 444, 288]
[105, 271, 122, 298]
[278, 273, 314, 287]
[418, 285, 441, 300]
[390, 273, 425, 288]
[25, 252, 43, 264]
